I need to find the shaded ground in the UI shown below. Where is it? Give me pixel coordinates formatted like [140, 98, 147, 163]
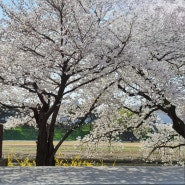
[0, 166, 184, 184]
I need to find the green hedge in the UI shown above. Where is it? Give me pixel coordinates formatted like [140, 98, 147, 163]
[3, 124, 90, 140]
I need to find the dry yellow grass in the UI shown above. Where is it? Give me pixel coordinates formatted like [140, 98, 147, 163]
[2, 140, 141, 160]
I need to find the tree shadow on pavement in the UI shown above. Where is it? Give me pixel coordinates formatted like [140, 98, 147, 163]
[0, 166, 184, 184]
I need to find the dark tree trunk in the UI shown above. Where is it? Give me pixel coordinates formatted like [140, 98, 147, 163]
[34, 75, 69, 166]
[167, 105, 185, 139]
[158, 104, 185, 139]
[36, 122, 55, 166]
[0, 124, 3, 159]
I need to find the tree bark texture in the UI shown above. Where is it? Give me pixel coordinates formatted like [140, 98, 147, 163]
[167, 106, 185, 139]
[0, 124, 3, 159]
[159, 104, 185, 139]
[36, 122, 55, 166]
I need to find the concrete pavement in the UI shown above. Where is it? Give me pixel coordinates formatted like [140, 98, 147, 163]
[0, 166, 184, 184]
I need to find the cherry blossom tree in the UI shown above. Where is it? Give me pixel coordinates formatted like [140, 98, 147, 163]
[140, 122, 185, 165]
[82, 0, 185, 163]
[111, 0, 185, 164]
[77, 107, 123, 155]
[116, 0, 185, 140]
[80, 0, 185, 163]
[0, 0, 134, 165]
[77, 106, 138, 158]
[0, 0, 184, 166]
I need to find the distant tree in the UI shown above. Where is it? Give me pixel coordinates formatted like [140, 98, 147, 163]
[0, 106, 17, 123]
[77, 106, 137, 155]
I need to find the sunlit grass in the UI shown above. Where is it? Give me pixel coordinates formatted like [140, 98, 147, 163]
[3, 141, 184, 166]
[3, 141, 141, 160]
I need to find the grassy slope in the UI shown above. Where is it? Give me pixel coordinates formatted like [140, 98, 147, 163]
[3, 124, 90, 140]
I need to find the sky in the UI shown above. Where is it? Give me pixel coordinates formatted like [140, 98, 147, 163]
[157, 112, 172, 124]
[0, 0, 12, 18]
[0, 9, 2, 18]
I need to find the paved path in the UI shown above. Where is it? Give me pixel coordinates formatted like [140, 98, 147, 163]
[0, 166, 184, 184]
